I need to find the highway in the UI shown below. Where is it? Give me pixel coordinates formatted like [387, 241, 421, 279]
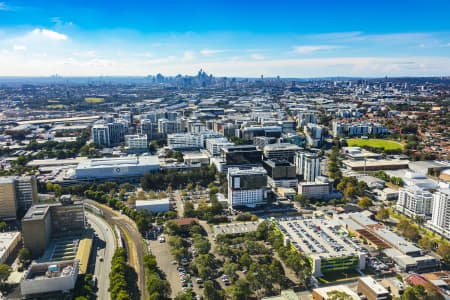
[86, 212, 116, 300]
[86, 199, 148, 300]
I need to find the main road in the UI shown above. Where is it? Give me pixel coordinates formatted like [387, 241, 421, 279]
[86, 212, 116, 300]
[86, 200, 148, 300]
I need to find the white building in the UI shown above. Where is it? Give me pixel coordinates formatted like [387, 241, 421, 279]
[0, 231, 21, 264]
[227, 167, 268, 208]
[304, 123, 323, 147]
[427, 189, 450, 238]
[206, 138, 234, 156]
[396, 185, 433, 219]
[20, 260, 79, 297]
[91, 122, 110, 146]
[158, 118, 182, 135]
[125, 134, 148, 150]
[74, 156, 160, 179]
[297, 177, 332, 200]
[295, 152, 321, 182]
[135, 199, 170, 213]
[167, 133, 202, 150]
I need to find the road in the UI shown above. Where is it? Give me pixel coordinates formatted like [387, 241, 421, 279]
[86, 212, 116, 300]
[86, 200, 148, 300]
[174, 190, 185, 217]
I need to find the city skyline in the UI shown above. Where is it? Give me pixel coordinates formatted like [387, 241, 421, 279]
[1, 0, 450, 77]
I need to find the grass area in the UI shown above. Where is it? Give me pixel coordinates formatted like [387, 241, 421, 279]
[46, 104, 66, 109]
[320, 270, 362, 283]
[85, 97, 105, 103]
[347, 138, 404, 151]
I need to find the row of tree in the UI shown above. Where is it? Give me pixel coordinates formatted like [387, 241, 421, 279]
[109, 248, 137, 300]
[144, 254, 171, 300]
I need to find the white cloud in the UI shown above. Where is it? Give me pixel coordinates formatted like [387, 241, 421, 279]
[0, 2, 9, 10]
[29, 28, 68, 41]
[13, 45, 27, 51]
[292, 45, 342, 54]
[182, 50, 195, 62]
[250, 53, 265, 60]
[200, 49, 224, 56]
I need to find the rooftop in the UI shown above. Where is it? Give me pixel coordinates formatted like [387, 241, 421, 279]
[76, 155, 159, 169]
[359, 276, 390, 295]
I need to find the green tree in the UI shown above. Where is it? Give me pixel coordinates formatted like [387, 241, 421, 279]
[357, 196, 373, 209]
[437, 243, 450, 264]
[376, 208, 390, 221]
[0, 221, 7, 232]
[327, 290, 353, 300]
[18, 247, 31, 265]
[0, 264, 11, 282]
[204, 280, 224, 300]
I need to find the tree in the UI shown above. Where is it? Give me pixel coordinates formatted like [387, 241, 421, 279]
[357, 197, 373, 210]
[18, 247, 31, 265]
[418, 236, 434, 251]
[437, 243, 450, 264]
[0, 264, 11, 282]
[229, 279, 251, 300]
[376, 208, 389, 221]
[327, 290, 353, 300]
[0, 221, 7, 232]
[204, 280, 224, 300]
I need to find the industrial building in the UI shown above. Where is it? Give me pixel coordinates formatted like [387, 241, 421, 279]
[22, 201, 86, 258]
[74, 155, 160, 179]
[135, 199, 170, 213]
[277, 218, 366, 277]
[227, 167, 268, 208]
[20, 260, 79, 297]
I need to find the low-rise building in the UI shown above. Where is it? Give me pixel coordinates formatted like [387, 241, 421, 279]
[0, 231, 21, 264]
[297, 177, 333, 200]
[312, 285, 360, 300]
[135, 199, 170, 213]
[357, 276, 390, 300]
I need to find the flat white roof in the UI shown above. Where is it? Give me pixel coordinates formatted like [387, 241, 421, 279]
[359, 276, 389, 295]
[0, 232, 21, 258]
[76, 155, 159, 169]
[135, 198, 170, 206]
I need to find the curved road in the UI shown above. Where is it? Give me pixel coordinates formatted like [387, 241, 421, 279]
[86, 200, 148, 300]
[87, 212, 116, 300]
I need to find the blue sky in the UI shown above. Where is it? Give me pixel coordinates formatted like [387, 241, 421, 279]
[0, 0, 450, 77]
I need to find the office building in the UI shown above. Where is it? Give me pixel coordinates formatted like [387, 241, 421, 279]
[357, 276, 390, 300]
[167, 133, 202, 150]
[298, 112, 317, 127]
[0, 176, 38, 220]
[298, 177, 333, 200]
[74, 156, 160, 179]
[0, 231, 21, 264]
[227, 167, 268, 208]
[206, 138, 234, 156]
[20, 260, 79, 297]
[125, 134, 148, 150]
[427, 189, 450, 238]
[304, 123, 324, 147]
[240, 126, 282, 141]
[396, 186, 433, 219]
[221, 145, 262, 168]
[295, 152, 321, 182]
[91, 122, 110, 147]
[139, 119, 157, 139]
[263, 143, 301, 162]
[262, 160, 297, 188]
[22, 201, 86, 258]
[158, 118, 182, 135]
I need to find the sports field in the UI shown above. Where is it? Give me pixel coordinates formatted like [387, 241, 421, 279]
[85, 97, 105, 103]
[347, 138, 403, 151]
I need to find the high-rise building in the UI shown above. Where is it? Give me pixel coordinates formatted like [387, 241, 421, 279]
[263, 143, 301, 163]
[396, 186, 433, 219]
[295, 152, 321, 182]
[0, 177, 17, 220]
[304, 123, 324, 148]
[167, 133, 202, 150]
[125, 134, 148, 150]
[158, 118, 182, 135]
[22, 200, 86, 258]
[227, 167, 268, 208]
[262, 159, 297, 188]
[91, 122, 110, 147]
[0, 176, 38, 220]
[427, 189, 450, 238]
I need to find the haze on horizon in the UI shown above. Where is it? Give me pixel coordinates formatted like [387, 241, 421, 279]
[1, 0, 450, 78]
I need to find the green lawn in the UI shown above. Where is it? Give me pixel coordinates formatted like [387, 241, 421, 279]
[347, 138, 403, 151]
[85, 97, 105, 103]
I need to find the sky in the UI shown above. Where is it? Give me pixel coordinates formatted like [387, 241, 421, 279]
[0, 0, 450, 77]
